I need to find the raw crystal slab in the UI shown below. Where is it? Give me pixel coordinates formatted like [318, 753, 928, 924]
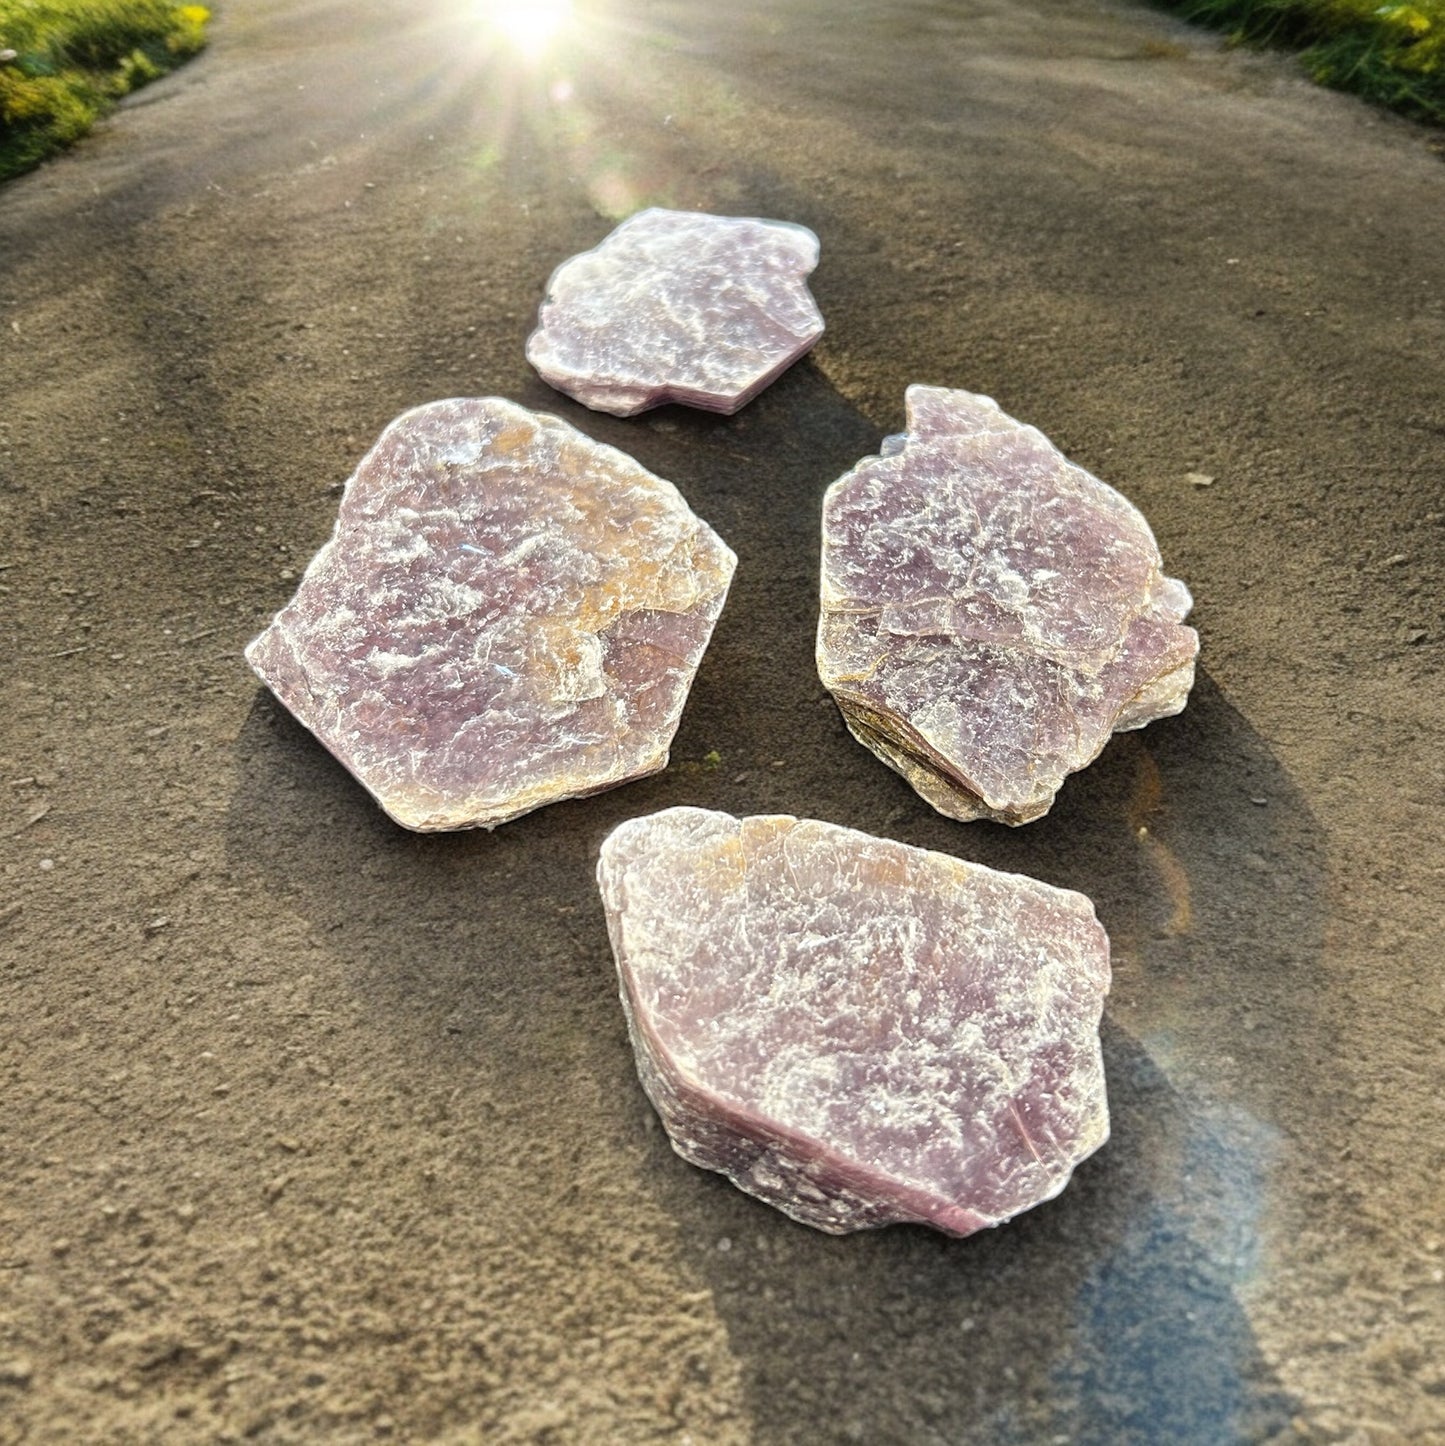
[818, 386, 1199, 826]
[526, 208, 824, 417]
[598, 807, 1111, 1236]
[246, 399, 736, 831]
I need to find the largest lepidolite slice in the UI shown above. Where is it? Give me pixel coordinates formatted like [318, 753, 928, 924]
[246, 399, 736, 830]
[818, 386, 1199, 825]
[526, 208, 824, 417]
[598, 807, 1111, 1236]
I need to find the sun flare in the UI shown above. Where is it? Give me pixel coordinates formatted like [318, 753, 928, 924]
[478, 0, 575, 58]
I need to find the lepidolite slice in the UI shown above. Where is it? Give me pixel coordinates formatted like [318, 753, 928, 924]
[818, 386, 1199, 825]
[246, 399, 736, 831]
[598, 807, 1111, 1236]
[526, 208, 824, 417]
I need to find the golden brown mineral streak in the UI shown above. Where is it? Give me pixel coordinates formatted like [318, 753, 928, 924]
[245, 398, 736, 830]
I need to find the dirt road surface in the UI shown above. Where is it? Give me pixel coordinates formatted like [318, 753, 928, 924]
[2, 0, 1443, 1440]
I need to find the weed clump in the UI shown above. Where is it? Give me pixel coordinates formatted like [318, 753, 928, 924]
[0, 1, 210, 182]
[1155, 0, 1443, 123]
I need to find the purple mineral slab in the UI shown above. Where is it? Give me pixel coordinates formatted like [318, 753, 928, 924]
[818, 386, 1200, 825]
[245, 399, 736, 831]
[598, 807, 1111, 1236]
[525, 208, 824, 417]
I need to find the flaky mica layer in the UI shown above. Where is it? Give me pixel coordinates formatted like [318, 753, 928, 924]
[526, 208, 825, 417]
[246, 399, 736, 831]
[818, 386, 1200, 825]
[598, 807, 1111, 1237]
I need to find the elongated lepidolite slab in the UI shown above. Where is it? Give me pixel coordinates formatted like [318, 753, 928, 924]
[818, 386, 1199, 825]
[246, 399, 736, 831]
[598, 807, 1111, 1236]
[526, 208, 824, 417]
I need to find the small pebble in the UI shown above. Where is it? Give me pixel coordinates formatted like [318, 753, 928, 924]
[38, 858, 54, 871]
[1184, 472, 1214, 488]
[1250, 796, 1268, 806]
[0, 1360, 32, 1387]
[716, 1236, 732, 1252]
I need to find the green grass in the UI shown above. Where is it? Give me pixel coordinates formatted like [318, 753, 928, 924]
[1153, 0, 1444, 123]
[0, 0, 210, 182]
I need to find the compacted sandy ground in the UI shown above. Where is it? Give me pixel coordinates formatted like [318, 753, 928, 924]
[1, 0, 1442, 1440]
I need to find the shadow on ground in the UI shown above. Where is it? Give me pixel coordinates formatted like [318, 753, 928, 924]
[223, 366, 1321, 1442]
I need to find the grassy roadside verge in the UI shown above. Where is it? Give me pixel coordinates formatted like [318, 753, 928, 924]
[0, 0, 210, 182]
[1153, 0, 1443, 123]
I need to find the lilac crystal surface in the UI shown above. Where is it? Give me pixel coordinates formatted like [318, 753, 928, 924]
[246, 399, 736, 831]
[525, 208, 824, 417]
[598, 807, 1111, 1236]
[818, 386, 1200, 825]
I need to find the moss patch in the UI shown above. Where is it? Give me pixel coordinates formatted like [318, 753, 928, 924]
[0, 1, 210, 182]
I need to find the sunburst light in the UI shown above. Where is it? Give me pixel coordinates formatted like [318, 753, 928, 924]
[477, 0, 575, 59]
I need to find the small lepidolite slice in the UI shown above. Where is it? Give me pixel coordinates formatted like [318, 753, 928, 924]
[598, 807, 1111, 1236]
[246, 399, 736, 831]
[818, 386, 1199, 825]
[526, 208, 824, 417]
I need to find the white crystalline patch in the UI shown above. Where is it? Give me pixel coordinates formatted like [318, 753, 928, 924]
[245, 398, 736, 831]
[526, 208, 825, 417]
[598, 807, 1112, 1237]
[438, 439, 485, 466]
[817, 385, 1200, 825]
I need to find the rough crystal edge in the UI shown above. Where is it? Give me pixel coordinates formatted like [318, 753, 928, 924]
[623, 985, 997, 1236]
[536, 339, 823, 420]
[526, 209, 825, 418]
[598, 806, 1111, 1236]
[827, 647, 1199, 826]
[829, 694, 1002, 825]
[244, 398, 738, 832]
